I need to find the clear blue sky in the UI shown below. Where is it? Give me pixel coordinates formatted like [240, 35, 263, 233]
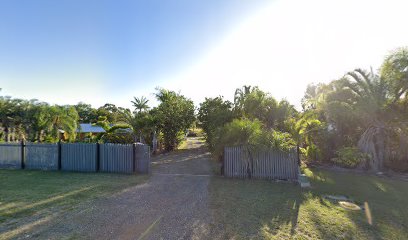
[1, 0, 407, 109]
[0, 0, 268, 107]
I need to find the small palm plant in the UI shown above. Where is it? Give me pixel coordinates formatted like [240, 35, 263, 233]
[131, 96, 149, 114]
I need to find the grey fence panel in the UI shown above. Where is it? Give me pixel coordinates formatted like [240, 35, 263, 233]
[61, 143, 97, 172]
[0, 143, 21, 168]
[225, 146, 245, 179]
[100, 143, 133, 173]
[25, 143, 58, 170]
[135, 144, 150, 174]
[224, 146, 299, 181]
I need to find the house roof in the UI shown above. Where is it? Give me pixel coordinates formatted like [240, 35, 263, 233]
[76, 123, 106, 133]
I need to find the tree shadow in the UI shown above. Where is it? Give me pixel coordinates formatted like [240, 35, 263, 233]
[302, 168, 408, 239]
[208, 177, 302, 239]
[0, 169, 146, 239]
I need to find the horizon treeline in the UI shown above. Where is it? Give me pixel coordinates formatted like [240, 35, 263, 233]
[1, 47, 407, 172]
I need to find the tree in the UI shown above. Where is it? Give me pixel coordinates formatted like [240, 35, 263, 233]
[342, 69, 392, 171]
[44, 105, 79, 142]
[121, 108, 156, 143]
[153, 88, 195, 151]
[74, 102, 98, 123]
[293, 111, 326, 161]
[97, 103, 121, 123]
[233, 86, 297, 132]
[198, 96, 234, 149]
[131, 96, 150, 114]
[381, 47, 408, 102]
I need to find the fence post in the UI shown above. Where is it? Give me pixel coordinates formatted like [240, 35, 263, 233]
[132, 143, 136, 173]
[20, 140, 25, 169]
[221, 148, 225, 176]
[297, 144, 300, 166]
[58, 141, 62, 170]
[96, 143, 100, 172]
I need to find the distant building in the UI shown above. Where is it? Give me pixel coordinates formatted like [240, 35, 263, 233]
[76, 123, 106, 141]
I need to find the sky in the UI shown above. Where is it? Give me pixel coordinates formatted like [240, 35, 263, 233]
[0, 0, 407, 109]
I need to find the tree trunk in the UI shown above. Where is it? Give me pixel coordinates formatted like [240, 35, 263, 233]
[358, 123, 386, 172]
[4, 126, 9, 142]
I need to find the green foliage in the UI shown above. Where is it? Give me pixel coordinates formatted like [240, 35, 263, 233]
[233, 86, 297, 132]
[131, 96, 150, 114]
[197, 96, 234, 149]
[153, 88, 195, 151]
[96, 103, 127, 123]
[0, 96, 79, 143]
[331, 147, 368, 168]
[101, 132, 134, 144]
[95, 122, 134, 144]
[381, 47, 408, 101]
[212, 118, 296, 160]
[296, 48, 408, 171]
[74, 102, 98, 123]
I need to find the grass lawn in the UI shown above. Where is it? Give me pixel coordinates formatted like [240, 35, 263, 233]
[0, 169, 147, 239]
[178, 136, 206, 150]
[209, 168, 408, 240]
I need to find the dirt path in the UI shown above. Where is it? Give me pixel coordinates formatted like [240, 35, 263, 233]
[31, 137, 221, 240]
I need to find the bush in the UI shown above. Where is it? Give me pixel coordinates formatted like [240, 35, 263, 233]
[331, 147, 368, 168]
[212, 118, 296, 160]
[102, 133, 135, 144]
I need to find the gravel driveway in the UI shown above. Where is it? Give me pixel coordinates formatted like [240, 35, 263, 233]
[31, 137, 221, 240]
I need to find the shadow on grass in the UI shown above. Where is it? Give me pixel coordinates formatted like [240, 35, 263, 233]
[209, 168, 408, 239]
[208, 177, 302, 239]
[0, 169, 147, 239]
[0, 185, 95, 217]
[305, 168, 408, 239]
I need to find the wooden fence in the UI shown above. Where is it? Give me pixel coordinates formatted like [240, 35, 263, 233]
[224, 146, 299, 181]
[0, 142, 150, 174]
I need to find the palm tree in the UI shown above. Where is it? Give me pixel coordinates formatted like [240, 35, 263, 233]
[233, 85, 252, 111]
[381, 47, 408, 101]
[344, 68, 405, 171]
[121, 109, 155, 143]
[46, 106, 79, 142]
[294, 111, 323, 161]
[131, 96, 149, 114]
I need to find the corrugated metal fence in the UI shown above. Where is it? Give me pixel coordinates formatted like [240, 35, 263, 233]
[100, 144, 133, 173]
[224, 146, 298, 180]
[135, 144, 150, 174]
[62, 143, 98, 172]
[0, 142, 150, 174]
[25, 143, 58, 170]
[0, 143, 21, 168]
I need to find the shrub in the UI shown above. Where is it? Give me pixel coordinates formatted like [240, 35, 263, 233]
[331, 147, 368, 168]
[212, 118, 296, 160]
[102, 133, 135, 144]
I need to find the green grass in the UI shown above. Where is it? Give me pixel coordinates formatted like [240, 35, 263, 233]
[177, 139, 189, 150]
[178, 136, 206, 150]
[209, 168, 408, 239]
[0, 169, 147, 226]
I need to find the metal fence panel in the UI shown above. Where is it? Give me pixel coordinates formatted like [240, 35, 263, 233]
[25, 143, 58, 170]
[224, 146, 298, 181]
[0, 143, 21, 168]
[61, 143, 97, 172]
[100, 143, 133, 173]
[1, 142, 151, 174]
[135, 144, 150, 174]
